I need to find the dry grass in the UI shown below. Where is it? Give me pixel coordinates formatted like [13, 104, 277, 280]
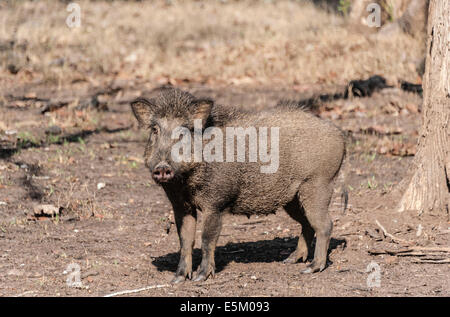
[0, 0, 424, 87]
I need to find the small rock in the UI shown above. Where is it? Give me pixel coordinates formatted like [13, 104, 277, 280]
[33, 204, 61, 217]
[82, 270, 99, 279]
[400, 108, 409, 116]
[7, 269, 24, 276]
[385, 256, 398, 265]
[340, 222, 352, 230]
[49, 58, 65, 67]
[378, 146, 388, 154]
[125, 53, 137, 63]
[45, 125, 62, 135]
[25, 92, 37, 99]
[405, 103, 419, 113]
[97, 182, 106, 190]
[7, 64, 20, 74]
[416, 224, 423, 237]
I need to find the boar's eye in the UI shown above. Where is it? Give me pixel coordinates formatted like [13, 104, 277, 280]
[151, 126, 159, 135]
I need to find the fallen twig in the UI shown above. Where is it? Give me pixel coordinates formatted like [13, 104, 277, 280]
[369, 249, 410, 255]
[13, 290, 35, 297]
[368, 246, 450, 257]
[375, 219, 411, 244]
[221, 249, 245, 254]
[412, 258, 450, 264]
[409, 246, 450, 253]
[104, 284, 171, 297]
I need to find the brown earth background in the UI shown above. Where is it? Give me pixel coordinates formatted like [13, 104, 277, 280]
[0, 0, 448, 296]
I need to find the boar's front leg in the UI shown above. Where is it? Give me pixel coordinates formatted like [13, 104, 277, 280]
[172, 206, 197, 284]
[193, 210, 223, 282]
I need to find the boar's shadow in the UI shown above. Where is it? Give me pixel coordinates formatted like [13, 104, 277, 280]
[151, 237, 346, 274]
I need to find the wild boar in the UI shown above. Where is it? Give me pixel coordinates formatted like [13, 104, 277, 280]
[131, 88, 345, 283]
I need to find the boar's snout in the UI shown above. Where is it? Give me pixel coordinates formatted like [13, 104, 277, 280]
[152, 162, 174, 183]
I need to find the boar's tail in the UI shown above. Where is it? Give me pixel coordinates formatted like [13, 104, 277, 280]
[340, 179, 349, 213]
[337, 137, 348, 213]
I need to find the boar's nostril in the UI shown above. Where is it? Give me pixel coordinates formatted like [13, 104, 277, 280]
[163, 168, 174, 180]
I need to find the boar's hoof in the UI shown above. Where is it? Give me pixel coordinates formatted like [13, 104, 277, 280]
[283, 251, 308, 264]
[300, 261, 326, 274]
[193, 274, 207, 282]
[282, 257, 297, 264]
[193, 268, 215, 282]
[283, 257, 300, 264]
[300, 267, 314, 274]
[171, 271, 192, 284]
[171, 275, 188, 284]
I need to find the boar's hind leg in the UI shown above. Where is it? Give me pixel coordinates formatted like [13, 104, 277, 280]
[193, 211, 223, 282]
[282, 199, 314, 264]
[172, 207, 197, 284]
[299, 179, 333, 274]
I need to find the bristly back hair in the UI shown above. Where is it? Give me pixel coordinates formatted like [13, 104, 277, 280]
[147, 87, 245, 128]
[275, 99, 310, 112]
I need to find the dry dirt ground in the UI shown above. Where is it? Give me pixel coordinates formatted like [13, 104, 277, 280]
[0, 0, 448, 298]
[0, 82, 448, 297]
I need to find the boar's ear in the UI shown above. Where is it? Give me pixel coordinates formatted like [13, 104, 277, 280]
[131, 98, 155, 128]
[190, 98, 213, 125]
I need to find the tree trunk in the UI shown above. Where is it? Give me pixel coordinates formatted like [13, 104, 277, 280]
[398, 0, 450, 217]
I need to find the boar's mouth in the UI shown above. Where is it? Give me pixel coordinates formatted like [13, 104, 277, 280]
[154, 178, 172, 184]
